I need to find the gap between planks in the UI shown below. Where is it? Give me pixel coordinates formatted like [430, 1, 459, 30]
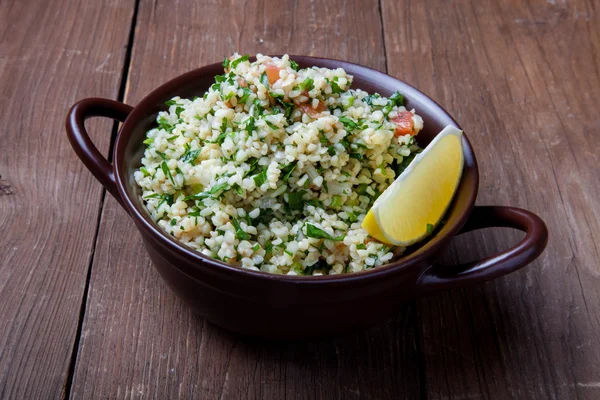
[61, 0, 142, 398]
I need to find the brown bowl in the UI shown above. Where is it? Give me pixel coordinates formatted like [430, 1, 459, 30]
[66, 56, 548, 339]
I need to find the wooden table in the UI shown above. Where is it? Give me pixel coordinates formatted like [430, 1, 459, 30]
[2, 0, 599, 398]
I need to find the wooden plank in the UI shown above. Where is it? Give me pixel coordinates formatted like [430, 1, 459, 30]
[381, 0, 600, 398]
[69, 0, 426, 399]
[0, 0, 136, 398]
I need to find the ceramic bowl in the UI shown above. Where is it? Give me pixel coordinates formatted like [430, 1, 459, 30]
[66, 56, 548, 339]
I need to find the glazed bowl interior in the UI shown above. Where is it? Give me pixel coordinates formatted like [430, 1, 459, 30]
[115, 56, 478, 280]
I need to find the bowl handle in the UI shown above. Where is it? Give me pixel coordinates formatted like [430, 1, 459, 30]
[418, 206, 548, 294]
[65, 98, 133, 209]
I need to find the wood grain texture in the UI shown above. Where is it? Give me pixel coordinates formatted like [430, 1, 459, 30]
[69, 0, 425, 399]
[0, 0, 135, 398]
[381, 0, 600, 398]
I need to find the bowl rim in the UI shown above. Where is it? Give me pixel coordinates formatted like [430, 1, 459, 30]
[114, 55, 479, 284]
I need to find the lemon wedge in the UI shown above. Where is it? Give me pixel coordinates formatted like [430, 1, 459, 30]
[362, 125, 464, 246]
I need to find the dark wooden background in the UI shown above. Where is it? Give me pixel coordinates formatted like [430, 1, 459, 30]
[1, 0, 599, 398]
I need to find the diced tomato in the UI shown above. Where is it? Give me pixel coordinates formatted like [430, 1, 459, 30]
[297, 101, 327, 117]
[391, 111, 415, 136]
[265, 64, 281, 84]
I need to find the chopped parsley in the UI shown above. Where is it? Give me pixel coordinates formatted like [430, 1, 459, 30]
[183, 182, 230, 201]
[233, 183, 244, 195]
[230, 54, 249, 69]
[296, 77, 314, 92]
[238, 87, 253, 104]
[143, 192, 174, 207]
[244, 158, 260, 177]
[264, 242, 273, 256]
[290, 60, 300, 71]
[305, 223, 344, 241]
[244, 115, 256, 134]
[161, 161, 176, 186]
[338, 116, 358, 131]
[426, 223, 434, 235]
[264, 119, 279, 130]
[331, 195, 342, 208]
[140, 167, 151, 177]
[260, 71, 270, 88]
[232, 218, 251, 240]
[281, 162, 297, 181]
[327, 77, 344, 94]
[180, 148, 201, 164]
[347, 212, 358, 223]
[363, 93, 381, 106]
[253, 168, 268, 187]
[288, 190, 306, 211]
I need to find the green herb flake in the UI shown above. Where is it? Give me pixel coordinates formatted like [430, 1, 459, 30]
[252, 243, 261, 252]
[245, 116, 256, 134]
[347, 212, 358, 223]
[339, 116, 358, 131]
[260, 71, 270, 88]
[356, 184, 369, 195]
[357, 244, 367, 250]
[282, 162, 297, 181]
[331, 195, 343, 208]
[183, 182, 229, 201]
[319, 132, 329, 145]
[180, 148, 202, 164]
[238, 87, 253, 104]
[426, 223, 434, 235]
[288, 190, 306, 211]
[290, 60, 300, 71]
[296, 77, 314, 92]
[305, 223, 344, 241]
[222, 57, 230, 69]
[253, 168, 268, 187]
[265, 243, 273, 256]
[343, 96, 355, 110]
[230, 54, 249, 69]
[140, 167, 151, 177]
[264, 119, 278, 130]
[252, 99, 264, 118]
[363, 93, 381, 106]
[165, 99, 177, 106]
[232, 218, 251, 240]
[233, 183, 244, 195]
[244, 158, 260, 178]
[175, 106, 184, 118]
[390, 91, 404, 107]
[143, 138, 154, 146]
[170, 219, 177, 226]
[328, 77, 344, 94]
[161, 161, 176, 185]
